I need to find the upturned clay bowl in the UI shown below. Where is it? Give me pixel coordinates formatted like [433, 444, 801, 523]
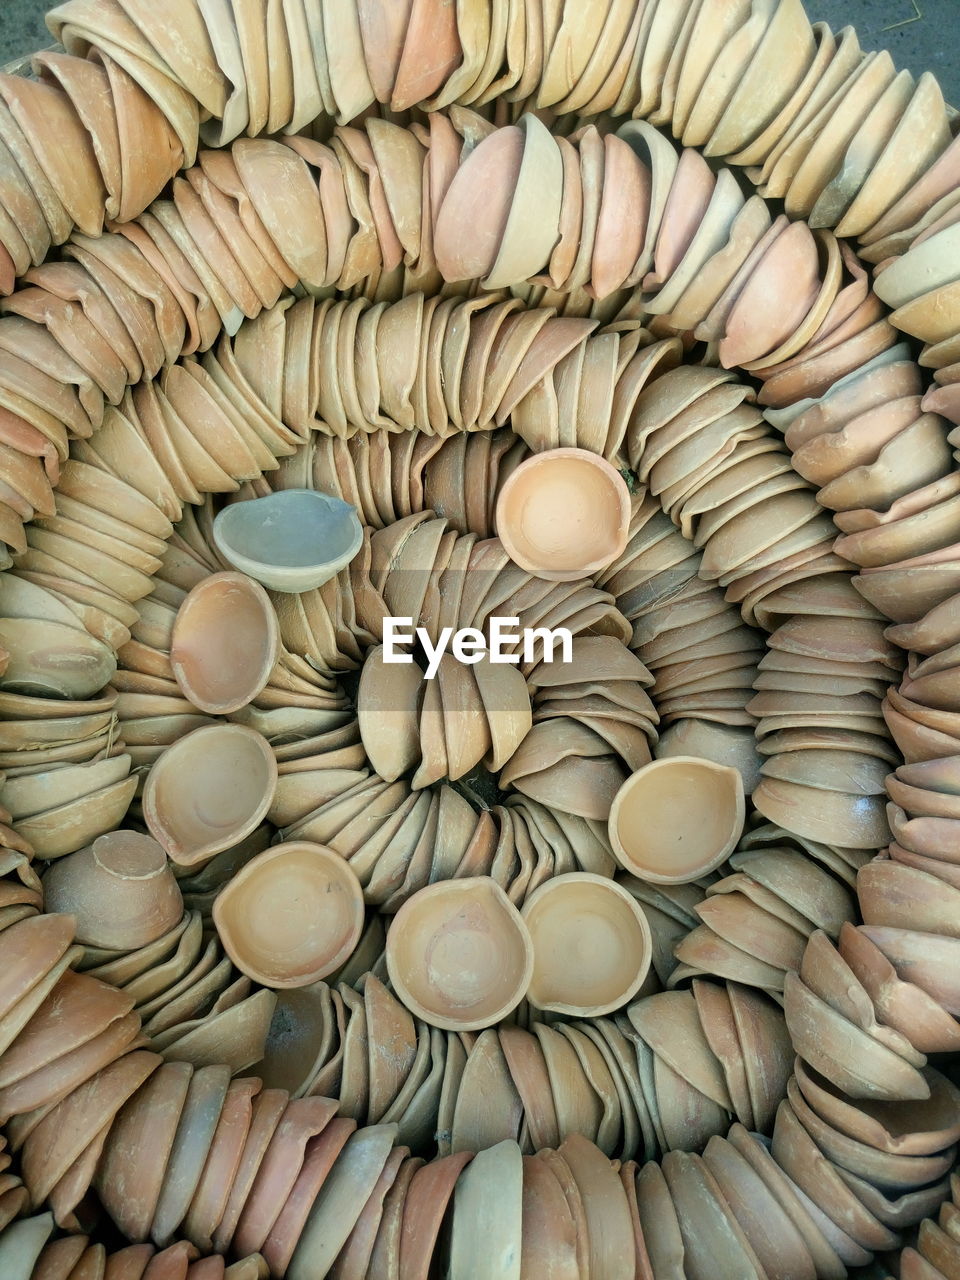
[494, 448, 631, 581]
[213, 489, 363, 593]
[170, 571, 279, 714]
[385, 877, 534, 1031]
[42, 829, 183, 950]
[520, 872, 652, 1016]
[608, 756, 745, 883]
[212, 842, 365, 988]
[143, 724, 278, 866]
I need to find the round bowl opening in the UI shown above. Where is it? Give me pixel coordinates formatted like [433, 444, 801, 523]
[214, 842, 364, 987]
[386, 878, 533, 1031]
[522, 873, 652, 1016]
[214, 489, 361, 569]
[609, 756, 745, 883]
[495, 449, 630, 579]
[144, 725, 277, 865]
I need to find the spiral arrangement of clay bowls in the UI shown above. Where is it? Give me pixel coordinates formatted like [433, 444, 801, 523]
[0, 0, 959, 1276]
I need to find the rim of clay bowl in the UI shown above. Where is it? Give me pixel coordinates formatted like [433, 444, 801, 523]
[608, 755, 746, 883]
[212, 488, 364, 593]
[212, 841, 365, 988]
[385, 877, 534, 1031]
[494, 447, 631, 581]
[170, 570, 280, 714]
[142, 723, 278, 866]
[521, 871, 653, 1016]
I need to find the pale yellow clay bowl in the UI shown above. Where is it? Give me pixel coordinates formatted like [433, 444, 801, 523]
[521, 871, 653, 1016]
[494, 446, 631, 581]
[142, 722, 277, 866]
[385, 876, 534, 1031]
[608, 755, 746, 883]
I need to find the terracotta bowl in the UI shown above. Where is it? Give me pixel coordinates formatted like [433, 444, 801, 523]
[213, 488, 363, 593]
[608, 756, 746, 882]
[42, 829, 183, 951]
[213, 842, 365, 988]
[170, 571, 279, 714]
[385, 877, 534, 1031]
[143, 724, 278, 866]
[520, 872, 653, 1016]
[494, 447, 631, 581]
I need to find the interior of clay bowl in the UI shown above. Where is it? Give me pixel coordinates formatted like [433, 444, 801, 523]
[521, 872, 653, 1015]
[213, 841, 365, 987]
[213, 488, 364, 583]
[143, 723, 277, 865]
[170, 571, 279, 713]
[495, 447, 631, 578]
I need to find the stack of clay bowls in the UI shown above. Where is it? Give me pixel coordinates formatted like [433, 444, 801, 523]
[899, 1165, 960, 1277]
[750, 607, 903, 851]
[364, 513, 631, 676]
[501, 635, 657, 821]
[616, 873, 714, 987]
[626, 364, 843, 626]
[0, 0, 956, 1276]
[510, 323, 672, 463]
[784, 928, 931, 1106]
[740, 815, 868, 889]
[249, 965, 791, 1170]
[357, 644, 531, 789]
[273, 722, 623, 910]
[40, 829, 275, 1077]
[882, 753, 960, 894]
[883, 644, 960, 761]
[591, 488, 765, 773]
[875, 217, 960, 363]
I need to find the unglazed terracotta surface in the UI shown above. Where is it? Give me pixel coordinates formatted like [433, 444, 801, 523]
[0, 0, 956, 1277]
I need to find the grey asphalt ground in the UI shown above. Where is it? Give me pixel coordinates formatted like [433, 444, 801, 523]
[1, 0, 958, 104]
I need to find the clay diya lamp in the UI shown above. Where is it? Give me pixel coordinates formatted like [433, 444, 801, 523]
[385, 877, 534, 1031]
[212, 842, 365, 988]
[446, 1140, 522, 1280]
[170, 571, 279, 715]
[608, 756, 745, 883]
[213, 489, 363, 594]
[357, 644, 424, 784]
[42, 830, 182, 951]
[520, 872, 652, 1016]
[434, 125, 524, 281]
[286, 1123, 399, 1279]
[143, 724, 277, 867]
[495, 447, 631, 581]
[0, 616, 116, 702]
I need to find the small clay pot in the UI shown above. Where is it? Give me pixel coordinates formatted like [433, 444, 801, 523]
[170, 572, 279, 714]
[608, 756, 745, 883]
[42, 830, 183, 950]
[212, 842, 365, 988]
[495, 448, 631, 581]
[0, 617, 116, 701]
[213, 489, 363, 593]
[521, 872, 652, 1016]
[385, 877, 534, 1031]
[143, 724, 277, 866]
